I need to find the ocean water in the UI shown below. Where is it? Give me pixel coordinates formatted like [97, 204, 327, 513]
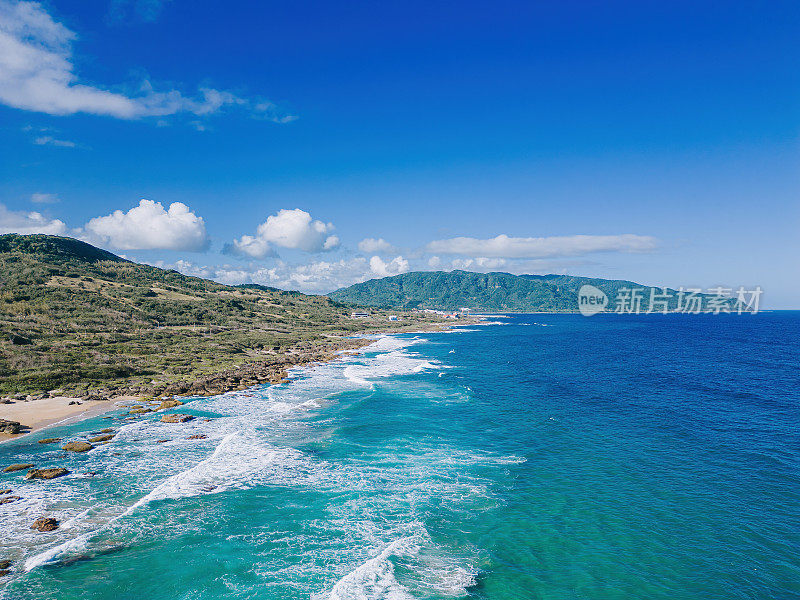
[1, 313, 799, 599]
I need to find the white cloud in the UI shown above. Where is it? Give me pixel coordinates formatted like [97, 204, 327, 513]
[0, 202, 66, 234]
[224, 234, 275, 259]
[30, 192, 59, 203]
[369, 255, 410, 277]
[253, 102, 298, 124]
[84, 199, 209, 251]
[254, 258, 370, 293]
[256, 209, 338, 252]
[163, 254, 411, 294]
[33, 135, 76, 147]
[426, 233, 658, 258]
[0, 1, 294, 122]
[449, 257, 508, 271]
[226, 208, 340, 258]
[164, 256, 375, 295]
[427, 255, 441, 268]
[168, 260, 251, 286]
[358, 237, 396, 254]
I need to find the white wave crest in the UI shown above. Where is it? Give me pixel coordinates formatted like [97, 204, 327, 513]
[313, 536, 421, 600]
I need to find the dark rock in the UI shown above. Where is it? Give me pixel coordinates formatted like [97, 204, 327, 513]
[31, 517, 59, 532]
[0, 420, 21, 435]
[0, 569, 9, 577]
[100, 428, 115, 433]
[155, 439, 169, 443]
[88, 434, 114, 443]
[0, 560, 10, 569]
[62, 441, 93, 452]
[0, 496, 21, 505]
[37, 438, 62, 444]
[3, 463, 34, 473]
[186, 434, 207, 440]
[25, 468, 70, 480]
[0, 489, 10, 494]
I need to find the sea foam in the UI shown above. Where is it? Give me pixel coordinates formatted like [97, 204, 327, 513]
[15, 332, 508, 598]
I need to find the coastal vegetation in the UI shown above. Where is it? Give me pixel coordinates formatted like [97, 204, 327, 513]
[0, 234, 443, 398]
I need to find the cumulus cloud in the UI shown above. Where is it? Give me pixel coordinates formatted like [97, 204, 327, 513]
[84, 199, 209, 251]
[369, 255, 410, 277]
[30, 192, 59, 203]
[0, 0, 294, 122]
[0, 202, 66, 234]
[426, 233, 658, 258]
[225, 208, 340, 258]
[358, 237, 396, 254]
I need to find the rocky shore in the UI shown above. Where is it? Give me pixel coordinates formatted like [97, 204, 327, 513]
[2, 338, 373, 407]
[0, 335, 398, 442]
[0, 320, 470, 443]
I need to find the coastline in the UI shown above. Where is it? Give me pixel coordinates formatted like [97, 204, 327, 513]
[0, 319, 473, 445]
[0, 316, 479, 581]
[0, 396, 137, 444]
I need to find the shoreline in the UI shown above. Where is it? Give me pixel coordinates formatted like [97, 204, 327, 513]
[0, 396, 138, 444]
[0, 319, 474, 445]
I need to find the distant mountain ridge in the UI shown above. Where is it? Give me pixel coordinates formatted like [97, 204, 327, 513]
[330, 270, 724, 312]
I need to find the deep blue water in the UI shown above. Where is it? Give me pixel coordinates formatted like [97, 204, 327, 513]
[1, 313, 798, 599]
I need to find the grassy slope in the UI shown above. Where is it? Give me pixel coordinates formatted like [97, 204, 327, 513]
[330, 270, 728, 312]
[0, 234, 441, 397]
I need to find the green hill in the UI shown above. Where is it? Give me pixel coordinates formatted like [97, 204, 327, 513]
[0, 234, 440, 398]
[330, 270, 728, 313]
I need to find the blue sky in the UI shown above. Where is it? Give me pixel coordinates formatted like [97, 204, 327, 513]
[0, 0, 798, 307]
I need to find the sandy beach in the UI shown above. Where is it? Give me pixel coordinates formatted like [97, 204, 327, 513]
[0, 396, 137, 443]
[0, 324, 469, 446]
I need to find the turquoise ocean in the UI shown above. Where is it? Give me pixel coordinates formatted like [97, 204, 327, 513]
[1, 313, 799, 599]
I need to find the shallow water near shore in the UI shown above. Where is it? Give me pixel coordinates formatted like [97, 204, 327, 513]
[1, 313, 799, 599]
